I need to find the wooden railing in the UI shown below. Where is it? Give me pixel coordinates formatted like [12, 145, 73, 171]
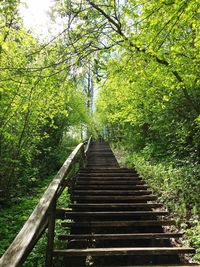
[0, 137, 92, 267]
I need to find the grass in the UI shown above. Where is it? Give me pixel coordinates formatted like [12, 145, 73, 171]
[0, 175, 53, 266]
[0, 176, 73, 266]
[0, 176, 52, 256]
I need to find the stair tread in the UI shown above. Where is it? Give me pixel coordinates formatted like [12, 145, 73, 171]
[72, 190, 151, 194]
[94, 265, 199, 267]
[77, 178, 142, 180]
[74, 185, 149, 189]
[53, 247, 195, 256]
[69, 203, 163, 207]
[72, 195, 157, 200]
[78, 174, 138, 176]
[58, 232, 183, 240]
[52, 141, 196, 265]
[62, 220, 176, 227]
[57, 210, 168, 216]
[75, 181, 145, 185]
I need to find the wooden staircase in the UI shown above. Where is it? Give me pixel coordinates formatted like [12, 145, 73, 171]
[53, 141, 196, 266]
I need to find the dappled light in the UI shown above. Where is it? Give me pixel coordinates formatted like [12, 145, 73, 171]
[0, 0, 199, 266]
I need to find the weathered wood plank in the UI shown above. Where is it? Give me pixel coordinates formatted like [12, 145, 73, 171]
[69, 203, 163, 208]
[53, 247, 195, 257]
[56, 209, 168, 218]
[77, 177, 141, 180]
[58, 232, 183, 240]
[71, 195, 157, 201]
[79, 168, 136, 172]
[73, 185, 149, 190]
[78, 173, 138, 177]
[84, 136, 92, 155]
[92, 265, 199, 267]
[72, 190, 152, 195]
[62, 220, 176, 228]
[75, 181, 146, 185]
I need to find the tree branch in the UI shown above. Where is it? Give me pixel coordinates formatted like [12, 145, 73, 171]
[87, 0, 199, 112]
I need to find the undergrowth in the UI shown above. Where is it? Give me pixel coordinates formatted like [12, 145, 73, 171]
[0, 178, 72, 266]
[113, 146, 200, 263]
[0, 175, 52, 266]
[0, 137, 81, 266]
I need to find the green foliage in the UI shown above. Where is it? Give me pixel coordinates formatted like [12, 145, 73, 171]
[185, 223, 200, 263]
[130, 153, 200, 263]
[0, 137, 82, 265]
[125, 153, 200, 216]
[95, 51, 200, 162]
[113, 145, 200, 263]
[0, 177, 72, 266]
[0, 175, 52, 259]
[1, 0, 200, 263]
[0, 1, 92, 197]
[92, 0, 200, 164]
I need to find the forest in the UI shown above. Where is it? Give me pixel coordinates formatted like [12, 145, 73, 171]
[0, 0, 200, 265]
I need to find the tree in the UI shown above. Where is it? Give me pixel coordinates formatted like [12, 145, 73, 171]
[0, 1, 91, 197]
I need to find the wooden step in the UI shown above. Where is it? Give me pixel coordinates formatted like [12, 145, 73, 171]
[87, 157, 114, 160]
[86, 164, 118, 170]
[77, 176, 141, 180]
[56, 210, 169, 218]
[87, 160, 116, 162]
[75, 181, 146, 185]
[88, 158, 117, 160]
[69, 203, 163, 209]
[77, 178, 141, 182]
[88, 149, 113, 151]
[80, 168, 135, 172]
[78, 173, 138, 177]
[53, 247, 195, 257]
[72, 190, 152, 195]
[79, 171, 137, 174]
[76, 180, 143, 183]
[95, 266, 199, 267]
[86, 162, 118, 164]
[73, 185, 149, 190]
[58, 232, 183, 241]
[71, 195, 157, 201]
[88, 152, 114, 154]
[53, 141, 196, 266]
[62, 220, 176, 228]
[86, 168, 120, 170]
[88, 155, 115, 157]
[88, 151, 113, 153]
[87, 162, 118, 164]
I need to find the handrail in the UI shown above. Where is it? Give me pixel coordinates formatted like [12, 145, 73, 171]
[0, 140, 89, 267]
[84, 135, 92, 155]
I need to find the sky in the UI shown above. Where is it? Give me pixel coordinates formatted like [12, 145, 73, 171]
[19, 0, 63, 39]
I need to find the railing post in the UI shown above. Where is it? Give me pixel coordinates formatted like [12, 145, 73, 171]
[67, 164, 75, 195]
[45, 197, 56, 267]
[83, 136, 92, 167]
[80, 145, 86, 168]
